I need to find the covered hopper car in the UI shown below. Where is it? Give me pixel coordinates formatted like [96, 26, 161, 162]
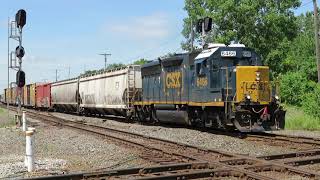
[79, 65, 141, 117]
[51, 78, 79, 112]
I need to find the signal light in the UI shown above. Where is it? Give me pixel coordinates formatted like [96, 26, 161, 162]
[15, 46, 25, 58]
[196, 17, 213, 33]
[196, 19, 203, 33]
[16, 70, 26, 88]
[204, 17, 212, 32]
[15, 9, 26, 29]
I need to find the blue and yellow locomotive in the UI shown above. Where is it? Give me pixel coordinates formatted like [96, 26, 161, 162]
[134, 44, 285, 132]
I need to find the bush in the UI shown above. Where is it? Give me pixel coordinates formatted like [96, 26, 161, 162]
[280, 72, 316, 106]
[302, 84, 320, 118]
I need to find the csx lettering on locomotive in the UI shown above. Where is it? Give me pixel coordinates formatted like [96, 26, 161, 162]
[166, 71, 181, 88]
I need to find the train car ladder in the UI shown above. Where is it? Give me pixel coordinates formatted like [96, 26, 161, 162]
[126, 66, 136, 108]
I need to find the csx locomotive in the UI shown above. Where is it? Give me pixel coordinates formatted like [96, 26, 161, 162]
[2, 43, 285, 132]
[134, 43, 285, 132]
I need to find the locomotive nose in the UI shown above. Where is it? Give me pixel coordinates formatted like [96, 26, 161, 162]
[235, 66, 271, 104]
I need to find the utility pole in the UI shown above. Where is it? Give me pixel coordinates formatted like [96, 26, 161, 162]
[55, 69, 58, 82]
[190, 19, 194, 52]
[99, 53, 111, 71]
[313, 0, 320, 83]
[68, 66, 70, 79]
[7, 17, 10, 121]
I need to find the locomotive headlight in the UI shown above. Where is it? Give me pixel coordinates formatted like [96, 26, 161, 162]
[256, 72, 261, 81]
[246, 95, 251, 100]
[275, 95, 279, 101]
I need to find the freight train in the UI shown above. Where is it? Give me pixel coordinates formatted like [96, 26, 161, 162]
[2, 44, 286, 132]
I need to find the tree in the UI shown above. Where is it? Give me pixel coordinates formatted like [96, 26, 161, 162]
[133, 59, 148, 65]
[105, 63, 126, 70]
[182, 0, 300, 61]
[80, 63, 126, 76]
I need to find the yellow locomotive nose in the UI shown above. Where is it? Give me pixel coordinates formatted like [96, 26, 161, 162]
[236, 66, 271, 104]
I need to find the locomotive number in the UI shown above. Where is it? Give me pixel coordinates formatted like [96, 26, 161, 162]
[221, 51, 236, 57]
[166, 72, 181, 88]
[196, 77, 208, 87]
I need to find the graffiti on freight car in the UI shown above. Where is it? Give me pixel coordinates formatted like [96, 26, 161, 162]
[166, 71, 181, 89]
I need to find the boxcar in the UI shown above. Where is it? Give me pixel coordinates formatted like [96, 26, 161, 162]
[51, 78, 79, 112]
[4, 89, 9, 104]
[23, 83, 36, 108]
[12, 87, 17, 105]
[36, 83, 51, 109]
[79, 65, 141, 117]
[0, 94, 3, 104]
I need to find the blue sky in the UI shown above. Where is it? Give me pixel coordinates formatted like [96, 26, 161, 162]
[0, 0, 317, 91]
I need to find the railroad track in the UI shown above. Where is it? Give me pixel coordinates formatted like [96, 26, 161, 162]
[13, 108, 319, 179]
[245, 132, 320, 151]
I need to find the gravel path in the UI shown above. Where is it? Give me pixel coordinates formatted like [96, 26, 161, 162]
[52, 113, 298, 157]
[0, 112, 150, 179]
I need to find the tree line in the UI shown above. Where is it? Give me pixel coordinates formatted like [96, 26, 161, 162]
[182, 0, 319, 118]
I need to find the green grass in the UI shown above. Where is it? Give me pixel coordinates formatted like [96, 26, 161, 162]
[284, 105, 320, 130]
[0, 107, 5, 114]
[0, 107, 15, 128]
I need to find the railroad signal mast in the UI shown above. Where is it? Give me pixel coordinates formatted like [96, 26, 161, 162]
[196, 17, 213, 47]
[8, 9, 27, 127]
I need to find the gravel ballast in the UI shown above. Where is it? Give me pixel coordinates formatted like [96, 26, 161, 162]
[52, 112, 304, 157]
[0, 112, 150, 179]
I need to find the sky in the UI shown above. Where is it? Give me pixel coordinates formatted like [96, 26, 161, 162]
[0, 0, 318, 91]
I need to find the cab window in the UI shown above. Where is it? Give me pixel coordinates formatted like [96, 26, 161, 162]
[196, 59, 207, 76]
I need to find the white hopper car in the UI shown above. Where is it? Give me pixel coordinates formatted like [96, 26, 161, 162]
[79, 65, 141, 116]
[51, 78, 79, 112]
[50, 65, 142, 117]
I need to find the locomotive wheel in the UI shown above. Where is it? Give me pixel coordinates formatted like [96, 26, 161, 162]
[136, 106, 146, 122]
[215, 113, 226, 129]
[203, 111, 212, 128]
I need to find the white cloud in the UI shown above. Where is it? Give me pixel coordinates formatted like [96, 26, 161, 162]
[105, 12, 171, 40]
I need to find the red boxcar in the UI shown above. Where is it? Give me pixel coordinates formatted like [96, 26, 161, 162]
[36, 83, 51, 109]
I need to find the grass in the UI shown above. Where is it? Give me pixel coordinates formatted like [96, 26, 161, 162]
[0, 107, 5, 114]
[284, 105, 320, 131]
[0, 107, 16, 128]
